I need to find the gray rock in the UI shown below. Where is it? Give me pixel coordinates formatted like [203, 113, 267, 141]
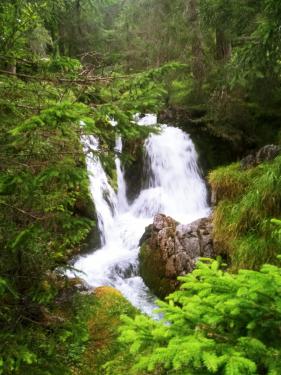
[241, 144, 281, 170]
[256, 144, 281, 164]
[139, 214, 213, 298]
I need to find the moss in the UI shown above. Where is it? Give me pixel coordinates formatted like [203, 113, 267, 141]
[210, 156, 281, 270]
[72, 287, 138, 375]
[139, 243, 175, 299]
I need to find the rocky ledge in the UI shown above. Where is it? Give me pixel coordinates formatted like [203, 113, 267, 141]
[139, 213, 213, 299]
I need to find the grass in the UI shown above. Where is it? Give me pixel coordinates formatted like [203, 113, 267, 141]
[208, 162, 258, 203]
[209, 156, 281, 270]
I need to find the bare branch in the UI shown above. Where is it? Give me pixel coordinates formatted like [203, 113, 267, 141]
[0, 69, 112, 85]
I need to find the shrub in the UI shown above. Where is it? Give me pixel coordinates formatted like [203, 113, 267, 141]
[117, 259, 281, 375]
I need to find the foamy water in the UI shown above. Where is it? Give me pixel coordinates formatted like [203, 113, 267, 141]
[74, 115, 210, 315]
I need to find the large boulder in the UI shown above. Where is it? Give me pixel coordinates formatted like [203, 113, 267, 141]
[139, 214, 213, 299]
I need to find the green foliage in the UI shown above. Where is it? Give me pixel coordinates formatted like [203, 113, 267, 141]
[2, 0, 281, 150]
[272, 218, 281, 242]
[0, 0, 122, 65]
[1, 1, 281, 374]
[0, 65, 170, 373]
[0, 9, 174, 369]
[209, 157, 281, 269]
[0, 99, 96, 374]
[116, 259, 281, 375]
[0, 0, 46, 59]
[117, 0, 281, 148]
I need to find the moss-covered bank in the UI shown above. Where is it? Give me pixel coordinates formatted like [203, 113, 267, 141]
[209, 155, 281, 270]
[71, 287, 138, 375]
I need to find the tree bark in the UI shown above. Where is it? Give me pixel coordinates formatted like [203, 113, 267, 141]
[216, 29, 232, 61]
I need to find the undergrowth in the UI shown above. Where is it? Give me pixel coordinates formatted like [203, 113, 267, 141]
[209, 156, 281, 270]
[72, 287, 138, 375]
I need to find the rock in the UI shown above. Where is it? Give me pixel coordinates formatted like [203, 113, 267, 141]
[139, 224, 153, 246]
[154, 214, 177, 231]
[139, 214, 213, 299]
[256, 144, 281, 164]
[69, 276, 92, 292]
[74, 193, 101, 251]
[74, 194, 97, 221]
[241, 144, 281, 169]
[240, 153, 256, 169]
[123, 138, 145, 202]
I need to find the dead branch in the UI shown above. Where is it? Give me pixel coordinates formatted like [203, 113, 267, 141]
[0, 69, 112, 85]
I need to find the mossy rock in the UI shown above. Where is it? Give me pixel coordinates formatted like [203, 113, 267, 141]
[139, 242, 175, 299]
[123, 138, 145, 202]
[74, 191, 101, 253]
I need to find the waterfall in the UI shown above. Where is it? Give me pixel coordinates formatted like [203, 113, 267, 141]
[115, 136, 129, 212]
[75, 115, 210, 315]
[132, 125, 208, 224]
[82, 134, 117, 245]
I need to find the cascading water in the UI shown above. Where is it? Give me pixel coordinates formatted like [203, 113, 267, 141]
[75, 115, 210, 315]
[82, 134, 117, 245]
[115, 136, 129, 212]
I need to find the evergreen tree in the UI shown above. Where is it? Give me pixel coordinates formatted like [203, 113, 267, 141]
[117, 259, 281, 375]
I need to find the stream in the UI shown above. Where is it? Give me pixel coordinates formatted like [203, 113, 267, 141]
[74, 114, 210, 315]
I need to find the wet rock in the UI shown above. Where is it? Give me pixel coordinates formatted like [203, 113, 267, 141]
[123, 139, 145, 202]
[241, 144, 281, 169]
[74, 194, 101, 251]
[139, 224, 153, 246]
[74, 194, 97, 221]
[139, 214, 213, 299]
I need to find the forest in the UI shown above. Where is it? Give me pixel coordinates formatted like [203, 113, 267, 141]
[0, 1, 281, 374]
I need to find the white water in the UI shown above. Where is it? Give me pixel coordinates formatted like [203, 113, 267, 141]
[75, 115, 210, 315]
[81, 134, 117, 245]
[115, 136, 129, 213]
